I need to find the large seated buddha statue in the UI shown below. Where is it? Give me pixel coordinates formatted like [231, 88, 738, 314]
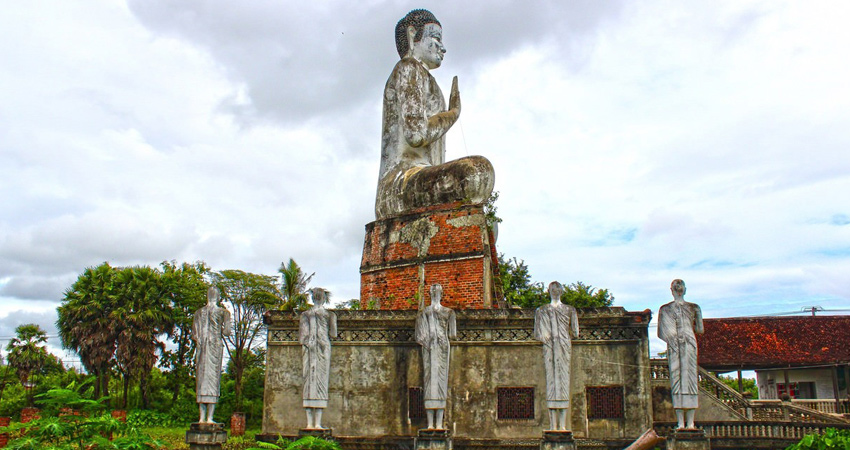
[375, 9, 495, 220]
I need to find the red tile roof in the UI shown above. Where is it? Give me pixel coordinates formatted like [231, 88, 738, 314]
[696, 316, 850, 370]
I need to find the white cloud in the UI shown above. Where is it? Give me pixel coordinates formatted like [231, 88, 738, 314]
[0, 0, 847, 362]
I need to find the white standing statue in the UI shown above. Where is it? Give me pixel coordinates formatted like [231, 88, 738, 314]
[299, 287, 337, 429]
[415, 284, 457, 429]
[658, 279, 704, 429]
[534, 282, 580, 431]
[193, 286, 232, 423]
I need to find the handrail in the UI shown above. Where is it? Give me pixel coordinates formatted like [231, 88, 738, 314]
[654, 420, 850, 440]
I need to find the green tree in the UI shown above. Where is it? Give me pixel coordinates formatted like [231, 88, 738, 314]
[497, 255, 546, 308]
[561, 281, 614, 308]
[214, 269, 280, 412]
[497, 255, 615, 308]
[278, 258, 314, 311]
[0, 358, 15, 405]
[339, 299, 361, 310]
[159, 260, 209, 404]
[5, 324, 56, 406]
[112, 266, 172, 409]
[58, 262, 120, 400]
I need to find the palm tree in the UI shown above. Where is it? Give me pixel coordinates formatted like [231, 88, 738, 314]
[112, 266, 172, 409]
[6, 324, 51, 406]
[58, 262, 120, 400]
[278, 258, 314, 311]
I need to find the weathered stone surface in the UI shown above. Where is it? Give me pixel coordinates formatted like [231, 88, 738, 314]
[658, 279, 704, 429]
[667, 428, 710, 450]
[193, 286, 231, 423]
[360, 204, 497, 310]
[534, 282, 580, 431]
[262, 308, 652, 441]
[415, 429, 452, 450]
[299, 288, 337, 429]
[540, 430, 576, 450]
[186, 422, 227, 450]
[376, 10, 494, 220]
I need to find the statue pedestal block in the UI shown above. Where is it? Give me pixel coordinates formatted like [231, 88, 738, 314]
[185, 423, 227, 450]
[360, 204, 497, 310]
[298, 428, 333, 440]
[540, 431, 576, 450]
[415, 429, 451, 450]
[668, 429, 709, 450]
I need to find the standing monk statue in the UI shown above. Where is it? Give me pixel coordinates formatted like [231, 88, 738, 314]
[299, 287, 337, 429]
[534, 282, 580, 431]
[415, 284, 457, 429]
[193, 286, 232, 423]
[376, 9, 495, 219]
[658, 279, 704, 429]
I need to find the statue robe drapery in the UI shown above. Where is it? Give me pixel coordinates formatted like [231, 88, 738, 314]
[299, 308, 337, 408]
[658, 301, 703, 409]
[193, 304, 231, 404]
[415, 305, 457, 409]
[534, 303, 579, 409]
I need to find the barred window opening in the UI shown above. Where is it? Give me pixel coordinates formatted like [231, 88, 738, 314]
[586, 386, 624, 419]
[497, 387, 535, 420]
[408, 387, 425, 419]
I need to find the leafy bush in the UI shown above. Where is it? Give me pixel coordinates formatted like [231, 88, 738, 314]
[127, 409, 178, 428]
[786, 428, 850, 450]
[246, 436, 340, 450]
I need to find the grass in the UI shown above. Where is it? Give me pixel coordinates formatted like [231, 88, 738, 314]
[145, 426, 263, 450]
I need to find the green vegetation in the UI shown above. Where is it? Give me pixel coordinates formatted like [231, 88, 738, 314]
[247, 436, 340, 450]
[497, 254, 614, 309]
[717, 374, 759, 399]
[786, 428, 850, 449]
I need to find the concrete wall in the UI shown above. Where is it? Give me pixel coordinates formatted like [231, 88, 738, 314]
[651, 383, 745, 422]
[262, 308, 653, 441]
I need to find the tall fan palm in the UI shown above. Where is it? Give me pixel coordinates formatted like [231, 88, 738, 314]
[58, 263, 119, 399]
[278, 258, 314, 311]
[112, 266, 172, 409]
[6, 324, 50, 406]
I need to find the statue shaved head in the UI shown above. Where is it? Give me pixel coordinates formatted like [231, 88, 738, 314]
[395, 9, 441, 58]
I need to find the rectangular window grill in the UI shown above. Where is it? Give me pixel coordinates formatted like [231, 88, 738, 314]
[497, 387, 535, 420]
[408, 387, 425, 419]
[586, 386, 625, 419]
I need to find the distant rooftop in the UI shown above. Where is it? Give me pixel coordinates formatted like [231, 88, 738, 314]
[696, 315, 850, 371]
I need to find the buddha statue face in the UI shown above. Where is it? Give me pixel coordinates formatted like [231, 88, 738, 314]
[548, 282, 564, 304]
[671, 279, 686, 298]
[408, 22, 445, 70]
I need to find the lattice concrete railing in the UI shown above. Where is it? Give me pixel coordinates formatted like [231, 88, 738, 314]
[655, 420, 850, 440]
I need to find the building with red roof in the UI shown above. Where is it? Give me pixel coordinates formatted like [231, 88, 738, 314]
[696, 316, 850, 401]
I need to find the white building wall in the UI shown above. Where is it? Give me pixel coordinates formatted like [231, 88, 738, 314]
[756, 368, 840, 399]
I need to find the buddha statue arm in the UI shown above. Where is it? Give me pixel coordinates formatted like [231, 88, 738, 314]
[400, 67, 461, 148]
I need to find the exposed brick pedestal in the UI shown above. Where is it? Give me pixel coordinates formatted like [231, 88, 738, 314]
[360, 203, 498, 310]
[230, 412, 245, 436]
[0, 416, 10, 448]
[20, 408, 39, 424]
[111, 410, 127, 422]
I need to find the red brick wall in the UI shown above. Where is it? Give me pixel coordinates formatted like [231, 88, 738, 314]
[360, 204, 497, 310]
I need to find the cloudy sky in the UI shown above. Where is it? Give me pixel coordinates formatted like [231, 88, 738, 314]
[1, 0, 848, 361]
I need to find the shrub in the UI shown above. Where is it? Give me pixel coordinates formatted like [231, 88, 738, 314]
[786, 428, 850, 450]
